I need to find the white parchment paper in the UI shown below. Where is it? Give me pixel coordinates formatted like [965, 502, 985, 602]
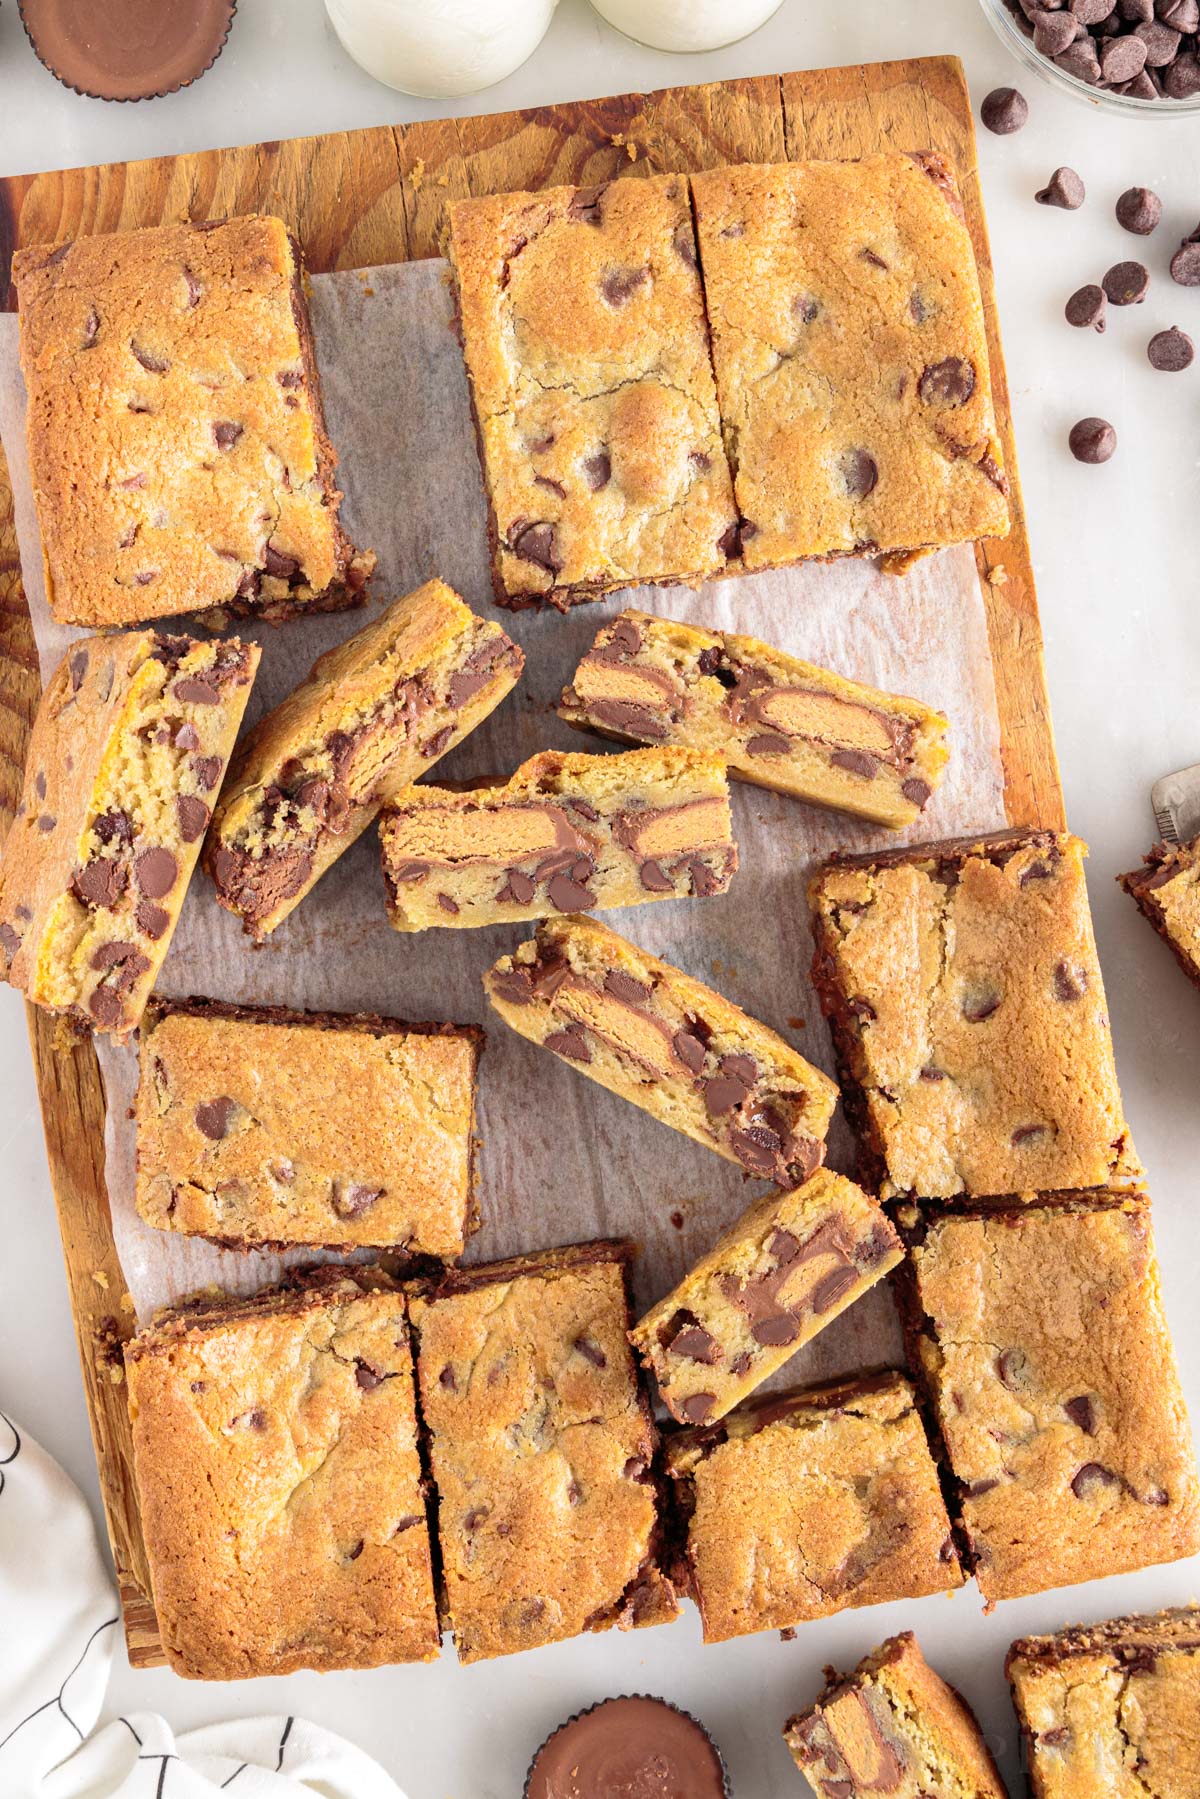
[0, 260, 1007, 1376]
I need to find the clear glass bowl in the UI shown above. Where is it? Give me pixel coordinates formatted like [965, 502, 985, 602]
[978, 0, 1200, 117]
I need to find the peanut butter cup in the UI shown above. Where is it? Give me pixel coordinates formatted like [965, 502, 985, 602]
[19, 0, 236, 102]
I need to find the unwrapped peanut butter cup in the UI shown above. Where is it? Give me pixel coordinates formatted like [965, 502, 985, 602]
[19, 0, 237, 101]
[524, 1695, 730, 1799]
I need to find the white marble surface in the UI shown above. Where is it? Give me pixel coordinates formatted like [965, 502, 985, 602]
[2, 3, 1200, 1795]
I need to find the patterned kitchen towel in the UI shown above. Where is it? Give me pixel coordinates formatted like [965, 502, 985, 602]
[0, 1409, 409, 1799]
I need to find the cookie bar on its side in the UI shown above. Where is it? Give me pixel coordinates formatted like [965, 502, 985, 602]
[690, 154, 1010, 571]
[1119, 836, 1200, 993]
[448, 174, 738, 610]
[407, 1241, 678, 1664]
[1006, 1609, 1200, 1799]
[809, 830, 1140, 1200]
[560, 610, 949, 829]
[663, 1370, 962, 1644]
[629, 1170, 901, 1425]
[901, 1194, 1200, 1604]
[484, 916, 839, 1187]
[0, 631, 258, 1038]
[205, 581, 523, 939]
[124, 1269, 440, 1679]
[380, 746, 736, 930]
[785, 1632, 1006, 1799]
[135, 997, 481, 1255]
[14, 215, 370, 627]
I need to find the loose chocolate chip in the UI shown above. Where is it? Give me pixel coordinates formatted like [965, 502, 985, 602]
[680, 1393, 716, 1424]
[574, 1334, 607, 1369]
[746, 733, 791, 758]
[1069, 417, 1117, 464]
[135, 847, 178, 898]
[604, 970, 652, 1007]
[1054, 958, 1088, 1000]
[1116, 185, 1162, 234]
[751, 1314, 801, 1346]
[1036, 167, 1086, 210]
[1148, 325, 1194, 370]
[600, 265, 649, 306]
[1065, 283, 1107, 331]
[919, 357, 977, 407]
[841, 449, 879, 500]
[981, 86, 1029, 133]
[1034, 11, 1083, 53]
[545, 1024, 592, 1064]
[830, 747, 878, 781]
[213, 420, 243, 451]
[176, 795, 210, 842]
[173, 676, 220, 705]
[583, 450, 612, 490]
[1165, 51, 1200, 96]
[195, 1096, 237, 1140]
[1102, 260, 1149, 305]
[673, 1028, 707, 1074]
[1056, 37, 1103, 83]
[1170, 237, 1200, 286]
[901, 777, 933, 808]
[509, 520, 561, 575]
[1072, 1461, 1123, 1498]
[1101, 32, 1148, 79]
[498, 869, 535, 906]
[134, 900, 169, 940]
[72, 858, 127, 910]
[1065, 1395, 1098, 1433]
[263, 542, 301, 580]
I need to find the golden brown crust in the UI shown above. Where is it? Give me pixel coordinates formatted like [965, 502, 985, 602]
[448, 175, 738, 609]
[134, 997, 482, 1255]
[484, 915, 839, 1187]
[663, 1371, 961, 1643]
[14, 216, 368, 626]
[1007, 1609, 1200, 1799]
[205, 581, 523, 939]
[630, 1170, 901, 1425]
[785, 1632, 1007, 1798]
[905, 1197, 1200, 1603]
[380, 744, 735, 930]
[690, 154, 1010, 569]
[124, 1269, 441, 1679]
[558, 609, 949, 829]
[407, 1242, 678, 1662]
[0, 631, 258, 1037]
[809, 831, 1140, 1198]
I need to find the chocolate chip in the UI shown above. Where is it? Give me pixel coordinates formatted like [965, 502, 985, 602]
[680, 1393, 716, 1424]
[672, 1028, 707, 1074]
[1148, 325, 1194, 370]
[919, 357, 977, 407]
[130, 340, 169, 373]
[1056, 37, 1102, 83]
[72, 858, 127, 910]
[574, 1334, 607, 1369]
[1034, 11, 1083, 53]
[263, 542, 300, 580]
[1054, 959, 1088, 1000]
[751, 1314, 800, 1346]
[1164, 51, 1200, 96]
[830, 748, 878, 780]
[728, 1121, 784, 1177]
[583, 451, 612, 490]
[901, 777, 933, 808]
[997, 1348, 1029, 1389]
[547, 866, 596, 911]
[87, 985, 125, 1029]
[1036, 167, 1086, 209]
[812, 1265, 862, 1312]
[509, 520, 561, 575]
[600, 265, 649, 306]
[1170, 237, 1200, 286]
[604, 970, 652, 1007]
[1101, 32, 1148, 79]
[491, 966, 535, 1005]
[173, 676, 220, 705]
[194, 1096, 237, 1140]
[1065, 1395, 1098, 1433]
[672, 222, 698, 268]
[666, 1320, 720, 1364]
[1069, 417, 1117, 464]
[437, 893, 459, 916]
[69, 649, 89, 691]
[981, 87, 1029, 133]
[439, 1365, 457, 1391]
[966, 1477, 1000, 1497]
[0, 923, 20, 961]
[545, 1023, 591, 1064]
[841, 449, 878, 499]
[1102, 260, 1149, 305]
[1011, 1123, 1046, 1146]
[860, 247, 889, 271]
[1115, 185, 1162, 235]
[1065, 284, 1107, 331]
[638, 859, 675, 893]
[213, 420, 243, 450]
[135, 847, 177, 898]
[331, 1181, 385, 1218]
[1071, 1461, 1123, 1497]
[498, 869, 535, 905]
[962, 987, 1001, 1022]
[135, 901, 170, 939]
[176, 795, 210, 842]
[353, 1360, 385, 1392]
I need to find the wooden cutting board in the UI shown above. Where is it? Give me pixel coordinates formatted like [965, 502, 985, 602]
[0, 55, 1062, 1665]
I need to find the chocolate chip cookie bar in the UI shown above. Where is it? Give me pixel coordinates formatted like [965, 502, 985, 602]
[407, 1241, 678, 1663]
[205, 581, 523, 939]
[135, 997, 481, 1254]
[484, 916, 839, 1185]
[559, 610, 950, 828]
[380, 745, 735, 930]
[901, 1195, 1200, 1603]
[629, 1171, 901, 1425]
[1006, 1609, 1200, 1799]
[124, 1268, 440, 1678]
[0, 631, 258, 1038]
[785, 1632, 1007, 1799]
[690, 154, 1010, 570]
[663, 1371, 961, 1644]
[13, 215, 370, 627]
[448, 174, 738, 610]
[1119, 836, 1200, 993]
[809, 830, 1140, 1199]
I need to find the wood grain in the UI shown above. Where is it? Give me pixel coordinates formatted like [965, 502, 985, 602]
[0, 57, 1062, 1666]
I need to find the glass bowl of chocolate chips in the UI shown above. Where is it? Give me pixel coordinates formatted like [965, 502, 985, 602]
[980, 0, 1200, 114]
